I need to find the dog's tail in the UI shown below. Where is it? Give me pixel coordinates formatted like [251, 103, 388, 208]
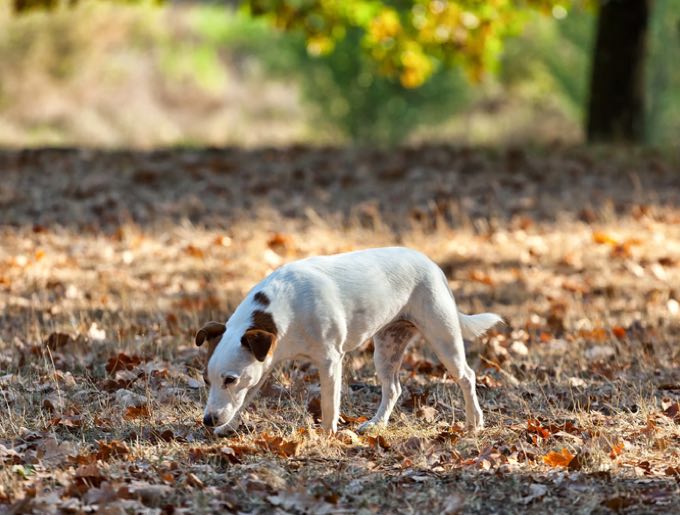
[458, 312, 503, 340]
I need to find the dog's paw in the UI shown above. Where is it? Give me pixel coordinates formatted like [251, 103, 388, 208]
[214, 421, 240, 437]
[356, 420, 384, 434]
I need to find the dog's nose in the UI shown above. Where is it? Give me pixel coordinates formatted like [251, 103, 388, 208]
[203, 413, 217, 427]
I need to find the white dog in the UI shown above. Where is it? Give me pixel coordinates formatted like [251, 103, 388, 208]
[195, 247, 501, 435]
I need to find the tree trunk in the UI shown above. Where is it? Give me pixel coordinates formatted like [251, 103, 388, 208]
[586, 0, 650, 143]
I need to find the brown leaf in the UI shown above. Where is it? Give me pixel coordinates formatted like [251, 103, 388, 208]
[592, 231, 619, 246]
[124, 405, 151, 420]
[435, 424, 465, 444]
[601, 496, 635, 511]
[45, 332, 73, 350]
[468, 269, 494, 286]
[49, 415, 83, 428]
[184, 244, 205, 258]
[612, 326, 627, 339]
[256, 433, 301, 458]
[476, 374, 502, 389]
[542, 448, 575, 468]
[106, 353, 144, 374]
[65, 463, 106, 497]
[609, 440, 625, 459]
[339, 413, 368, 425]
[96, 440, 130, 462]
[335, 429, 360, 445]
[663, 401, 680, 422]
[527, 419, 551, 440]
[42, 394, 65, 413]
[363, 435, 390, 451]
[218, 446, 242, 464]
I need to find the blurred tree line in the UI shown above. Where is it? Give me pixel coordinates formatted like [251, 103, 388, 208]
[9, 0, 680, 146]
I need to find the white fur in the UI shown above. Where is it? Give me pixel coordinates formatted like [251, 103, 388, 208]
[203, 247, 501, 435]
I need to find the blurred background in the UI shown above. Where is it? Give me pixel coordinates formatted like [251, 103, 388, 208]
[1, 0, 678, 149]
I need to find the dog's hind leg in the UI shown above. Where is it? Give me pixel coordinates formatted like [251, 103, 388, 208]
[416, 303, 485, 430]
[357, 321, 419, 433]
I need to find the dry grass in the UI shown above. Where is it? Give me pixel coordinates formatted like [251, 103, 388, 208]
[1, 146, 679, 513]
[0, 4, 306, 148]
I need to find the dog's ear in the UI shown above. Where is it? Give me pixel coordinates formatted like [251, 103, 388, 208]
[195, 321, 226, 347]
[241, 329, 276, 362]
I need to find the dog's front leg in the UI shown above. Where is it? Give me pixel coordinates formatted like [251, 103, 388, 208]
[318, 356, 343, 432]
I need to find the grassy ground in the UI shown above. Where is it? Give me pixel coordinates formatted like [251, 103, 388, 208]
[0, 146, 679, 513]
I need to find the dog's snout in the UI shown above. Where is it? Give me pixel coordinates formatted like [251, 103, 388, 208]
[203, 413, 218, 427]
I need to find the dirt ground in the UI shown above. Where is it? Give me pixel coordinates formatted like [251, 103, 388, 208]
[0, 145, 679, 514]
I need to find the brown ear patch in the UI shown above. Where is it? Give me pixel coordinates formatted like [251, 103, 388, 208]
[195, 321, 226, 347]
[196, 321, 226, 387]
[250, 310, 277, 336]
[253, 291, 270, 307]
[241, 329, 276, 362]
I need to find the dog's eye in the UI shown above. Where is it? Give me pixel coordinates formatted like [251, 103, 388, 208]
[222, 376, 237, 388]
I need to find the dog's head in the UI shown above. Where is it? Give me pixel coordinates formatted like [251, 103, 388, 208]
[195, 309, 277, 433]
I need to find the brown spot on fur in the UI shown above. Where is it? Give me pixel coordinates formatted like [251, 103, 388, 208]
[375, 321, 419, 367]
[241, 329, 275, 362]
[249, 310, 278, 336]
[240, 310, 278, 361]
[381, 320, 417, 346]
[253, 291, 270, 307]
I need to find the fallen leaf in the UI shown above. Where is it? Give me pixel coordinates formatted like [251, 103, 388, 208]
[527, 418, 551, 440]
[124, 405, 151, 419]
[663, 401, 679, 422]
[66, 463, 106, 497]
[339, 413, 368, 425]
[96, 440, 130, 462]
[476, 374, 502, 388]
[542, 448, 575, 468]
[256, 433, 301, 458]
[612, 326, 626, 339]
[184, 244, 205, 258]
[468, 269, 494, 286]
[592, 231, 619, 246]
[609, 440, 625, 459]
[601, 496, 635, 511]
[45, 332, 73, 350]
[106, 353, 144, 374]
[335, 429, 360, 445]
[363, 435, 390, 451]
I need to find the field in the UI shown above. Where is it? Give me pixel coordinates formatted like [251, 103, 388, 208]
[1, 146, 679, 513]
